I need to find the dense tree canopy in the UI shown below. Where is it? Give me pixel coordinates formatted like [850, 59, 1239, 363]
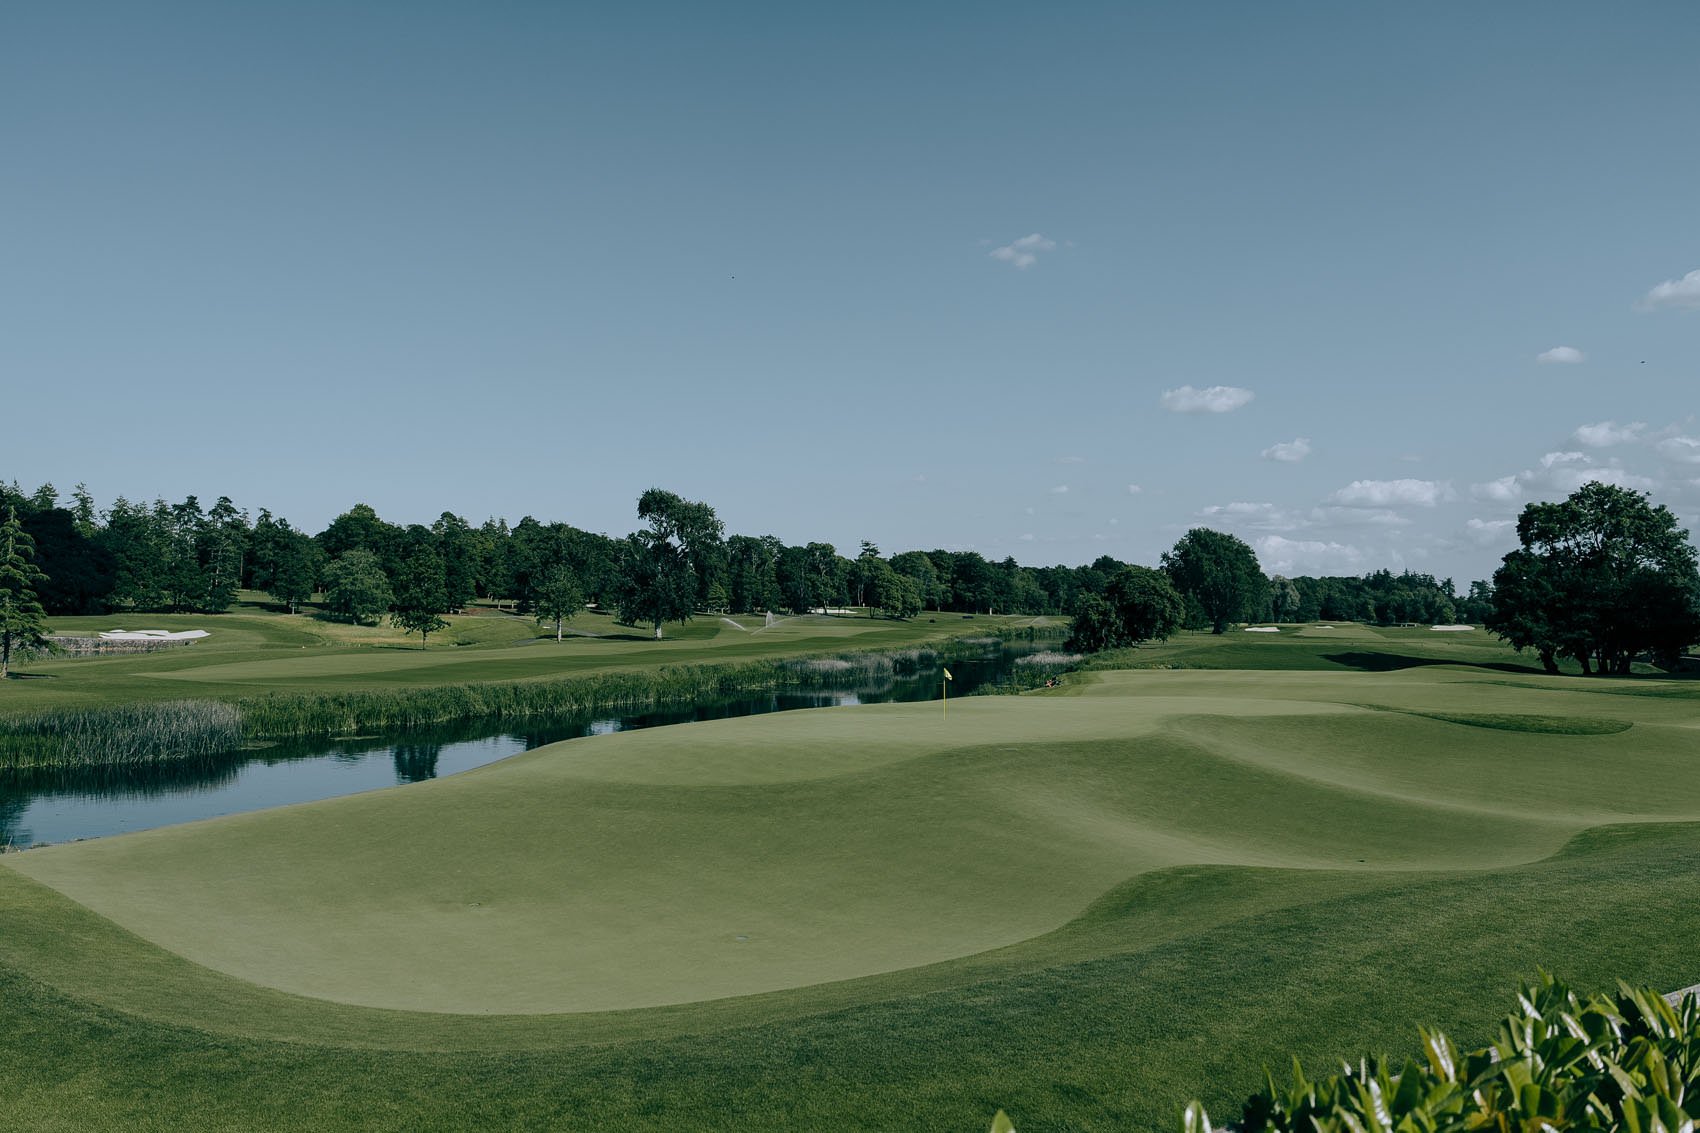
[323, 550, 393, 626]
[1486, 482, 1700, 674]
[1162, 528, 1265, 633]
[615, 489, 725, 638]
[27, 480, 1684, 667]
[1066, 566, 1186, 652]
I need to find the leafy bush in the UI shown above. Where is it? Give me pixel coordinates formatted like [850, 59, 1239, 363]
[991, 975, 1700, 1133]
[1197, 975, 1700, 1133]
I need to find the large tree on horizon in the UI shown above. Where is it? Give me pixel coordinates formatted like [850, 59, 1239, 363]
[1161, 528, 1265, 634]
[1067, 565, 1186, 652]
[615, 489, 724, 639]
[1486, 481, 1700, 674]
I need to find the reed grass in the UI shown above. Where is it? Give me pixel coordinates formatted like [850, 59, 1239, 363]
[0, 701, 243, 772]
[1, 637, 1013, 770]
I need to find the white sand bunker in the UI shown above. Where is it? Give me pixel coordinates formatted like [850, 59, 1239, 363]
[98, 629, 210, 641]
[1244, 626, 1280, 633]
[1431, 625, 1476, 632]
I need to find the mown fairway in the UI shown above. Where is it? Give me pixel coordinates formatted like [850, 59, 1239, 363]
[4, 626, 1700, 1130]
[1, 600, 1038, 716]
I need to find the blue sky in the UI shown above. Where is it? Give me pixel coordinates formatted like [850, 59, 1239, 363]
[5, 1, 1697, 583]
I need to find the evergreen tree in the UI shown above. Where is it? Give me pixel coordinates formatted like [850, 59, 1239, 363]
[0, 505, 51, 679]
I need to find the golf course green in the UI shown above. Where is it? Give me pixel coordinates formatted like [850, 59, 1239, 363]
[4, 625, 1700, 1129]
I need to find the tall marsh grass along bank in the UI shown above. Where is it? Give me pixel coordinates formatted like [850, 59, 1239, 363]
[0, 701, 243, 772]
[240, 659, 794, 739]
[2, 635, 1022, 770]
[971, 651, 1086, 696]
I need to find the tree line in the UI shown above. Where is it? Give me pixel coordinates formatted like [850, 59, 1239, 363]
[5, 479, 1689, 668]
[0, 481, 1483, 633]
[1058, 483, 1700, 674]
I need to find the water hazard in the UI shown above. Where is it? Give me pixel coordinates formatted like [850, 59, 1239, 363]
[1, 642, 1058, 848]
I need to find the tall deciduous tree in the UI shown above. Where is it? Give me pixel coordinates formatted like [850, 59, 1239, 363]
[533, 564, 584, 641]
[390, 527, 450, 647]
[0, 505, 51, 678]
[615, 489, 724, 639]
[1162, 528, 1265, 634]
[1066, 565, 1186, 652]
[324, 549, 393, 626]
[1487, 482, 1700, 674]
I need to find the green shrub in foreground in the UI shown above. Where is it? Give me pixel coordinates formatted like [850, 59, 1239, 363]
[992, 975, 1700, 1133]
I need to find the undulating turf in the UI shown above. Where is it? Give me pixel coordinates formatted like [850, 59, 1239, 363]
[3, 629, 1698, 1129]
[2, 598, 1046, 716]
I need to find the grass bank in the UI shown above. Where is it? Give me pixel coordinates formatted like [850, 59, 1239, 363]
[0, 632, 1042, 771]
[5, 656, 1700, 1128]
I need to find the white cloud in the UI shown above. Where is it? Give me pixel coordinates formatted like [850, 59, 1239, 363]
[1261, 437, 1311, 463]
[1471, 475, 1522, 503]
[989, 232, 1056, 270]
[1464, 517, 1517, 547]
[1126, 483, 1143, 495]
[1656, 436, 1700, 464]
[1050, 484, 1069, 494]
[1329, 479, 1453, 507]
[1527, 451, 1655, 495]
[1198, 501, 1301, 531]
[1552, 466, 1655, 493]
[1537, 346, 1585, 364]
[1019, 533, 1035, 542]
[1160, 385, 1255, 413]
[1642, 268, 1700, 311]
[1054, 455, 1085, 465]
[1308, 506, 1411, 528]
[1476, 451, 1659, 508]
[1573, 420, 1645, 447]
[1254, 535, 1367, 575]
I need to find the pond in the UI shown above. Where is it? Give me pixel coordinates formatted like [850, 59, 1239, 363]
[1, 641, 1058, 848]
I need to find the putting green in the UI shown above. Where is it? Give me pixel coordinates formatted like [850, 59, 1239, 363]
[10, 664, 1700, 1017]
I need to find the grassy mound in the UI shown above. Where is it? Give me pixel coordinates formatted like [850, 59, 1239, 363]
[5, 652, 1700, 1128]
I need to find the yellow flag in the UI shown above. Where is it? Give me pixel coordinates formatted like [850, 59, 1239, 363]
[943, 667, 953, 681]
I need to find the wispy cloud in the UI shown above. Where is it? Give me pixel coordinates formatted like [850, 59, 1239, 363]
[1330, 479, 1453, 507]
[1050, 484, 1069, 494]
[1464, 517, 1517, 546]
[1471, 475, 1522, 503]
[1642, 268, 1700, 311]
[1656, 436, 1700, 464]
[1054, 455, 1086, 465]
[1198, 502, 1300, 531]
[989, 233, 1056, 270]
[1573, 420, 1645, 447]
[1126, 484, 1143, 495]
[1261, 437, 1311, 463]
[1537, 345, 1585, 364]
[1160, 385, 1255, 413]
[1254, 535, 1367, 575]
[1477, 451, 1658, 506]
